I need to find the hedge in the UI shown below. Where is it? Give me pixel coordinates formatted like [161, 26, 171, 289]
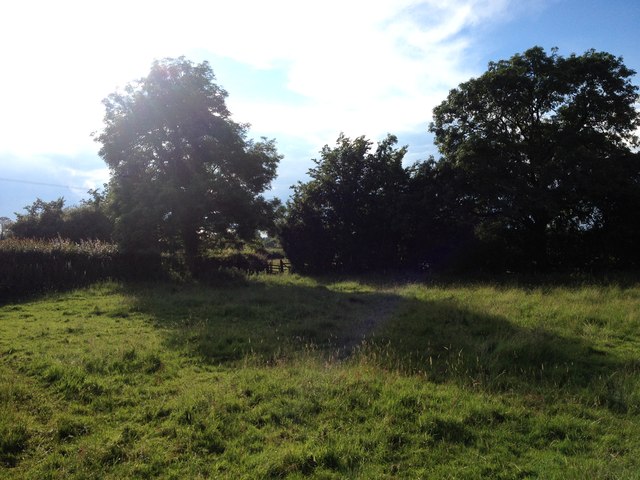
[0, 238, 162, 299]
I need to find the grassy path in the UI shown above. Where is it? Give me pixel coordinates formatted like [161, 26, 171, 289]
[337, 293, 403, 358]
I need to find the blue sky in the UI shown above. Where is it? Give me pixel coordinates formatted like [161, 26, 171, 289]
[1, 0, 638, 220]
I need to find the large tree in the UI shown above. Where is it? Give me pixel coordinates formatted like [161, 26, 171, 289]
[281, 134, 409, 272]
[430, 47, 640, 269]
[96, 57, 280, 267]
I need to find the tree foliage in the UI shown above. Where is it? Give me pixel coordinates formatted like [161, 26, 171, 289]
[10, 194, 113, 242]
[430, 47, 640, 269]
[96, 57, 281, 267]
[281, 134, 410, 272]
[11, 198, 65, 240]
[281, 47, 639, 274]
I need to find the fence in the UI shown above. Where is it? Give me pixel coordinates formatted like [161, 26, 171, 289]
[266, 259, 292, 274]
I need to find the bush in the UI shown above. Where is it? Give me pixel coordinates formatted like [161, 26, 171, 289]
[194, 250, 269, 280]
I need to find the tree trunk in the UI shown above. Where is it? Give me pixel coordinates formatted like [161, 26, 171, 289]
[529, 213, 549, 271]
[182, 222, 199, 273]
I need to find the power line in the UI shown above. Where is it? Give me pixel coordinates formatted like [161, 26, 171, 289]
[0, 177, 90, 191]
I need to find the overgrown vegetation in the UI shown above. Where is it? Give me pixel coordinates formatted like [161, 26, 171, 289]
[1, 275, 639, 478]
[0, 239, 161, 300]
[0, 238, 279, 301]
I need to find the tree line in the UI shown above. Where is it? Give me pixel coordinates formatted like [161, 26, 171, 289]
[7, 47, 640, 274]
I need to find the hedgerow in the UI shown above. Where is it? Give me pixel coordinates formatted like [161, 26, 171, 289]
[0, 238, 161, 299]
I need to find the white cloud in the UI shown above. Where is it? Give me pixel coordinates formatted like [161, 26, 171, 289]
[0, 0, 516, 161]
[201, 0, 517, 146]
[62, 166, 111, 191]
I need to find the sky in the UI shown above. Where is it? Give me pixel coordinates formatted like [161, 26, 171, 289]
[1, 0, 639, 220]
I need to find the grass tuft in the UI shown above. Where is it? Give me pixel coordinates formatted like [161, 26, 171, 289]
[0, 417, 29, 467]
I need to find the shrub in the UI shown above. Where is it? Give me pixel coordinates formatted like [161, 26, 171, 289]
[195, 250, 269, 279]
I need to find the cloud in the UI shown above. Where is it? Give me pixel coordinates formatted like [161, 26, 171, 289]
[1, 0, 516, 157]
[62, 166, 111, 191]
[0, 0, 544, 214]
[199, 0, 516, 145]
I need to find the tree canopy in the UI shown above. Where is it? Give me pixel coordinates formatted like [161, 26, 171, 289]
[96, 57, 281, 268]
[10, 195, 113, 242]
[281, 134, 410, 272]
[429, 46, 640, 270]
[281, 47, 640, 273]
[9, 48, 638, 275]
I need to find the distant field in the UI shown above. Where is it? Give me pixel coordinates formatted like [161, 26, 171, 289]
[1, 275, 639, 478]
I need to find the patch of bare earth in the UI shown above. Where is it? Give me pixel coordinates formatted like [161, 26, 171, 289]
[337, 294, 402, 359]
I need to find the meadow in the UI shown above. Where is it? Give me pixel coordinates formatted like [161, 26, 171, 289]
[1, 273, 639, 479]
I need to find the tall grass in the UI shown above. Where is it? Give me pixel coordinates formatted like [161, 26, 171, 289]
[0, 238, 161, 300]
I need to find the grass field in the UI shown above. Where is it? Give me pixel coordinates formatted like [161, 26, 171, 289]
[1, 274, 639, 478]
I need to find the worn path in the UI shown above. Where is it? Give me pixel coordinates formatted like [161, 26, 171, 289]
[336, 292, 403, 359]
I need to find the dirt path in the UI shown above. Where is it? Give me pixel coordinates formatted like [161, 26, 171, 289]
[337, 293, 403, 359]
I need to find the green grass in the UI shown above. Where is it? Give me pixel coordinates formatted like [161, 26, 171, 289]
[1, 274, 639, 478]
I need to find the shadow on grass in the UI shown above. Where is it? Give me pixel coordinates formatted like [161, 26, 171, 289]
[321, 270, 640, 291]
[122, 275, 638, 413]
[374, 297, 636, 401]
[125, 277, 397, 364]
